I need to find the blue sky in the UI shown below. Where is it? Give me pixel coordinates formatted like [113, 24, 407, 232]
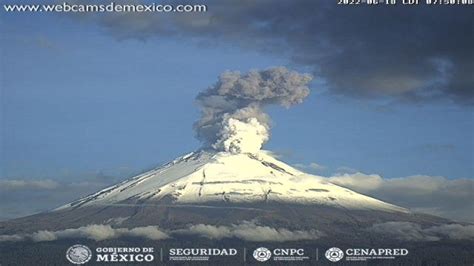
[1, 11, 472, 181]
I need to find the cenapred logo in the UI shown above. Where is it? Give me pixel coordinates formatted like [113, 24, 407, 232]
[325, 247, 344, 262]
[66, 244, 92, 264]
[253, 247, 272, 262]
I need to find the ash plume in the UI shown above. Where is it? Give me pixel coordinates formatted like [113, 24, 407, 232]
[195, 67, 312, 154]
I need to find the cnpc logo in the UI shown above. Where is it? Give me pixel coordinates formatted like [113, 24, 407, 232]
[253, 247, 305, 262]
[253, 247, 272, 262]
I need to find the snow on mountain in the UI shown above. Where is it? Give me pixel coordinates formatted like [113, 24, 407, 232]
[57, 150, 407, 213]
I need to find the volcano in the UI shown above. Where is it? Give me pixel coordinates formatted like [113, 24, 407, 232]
[0, 150, 452, 236]
[59, 150, 407, 212]
[1, 150, 473, 265]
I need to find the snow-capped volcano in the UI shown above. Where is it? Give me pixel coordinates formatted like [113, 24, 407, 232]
[3, 68, 463, 254]
[51, 67, 406, 219]
[57, 150, 406, 213]
[0, 148, 459, 251]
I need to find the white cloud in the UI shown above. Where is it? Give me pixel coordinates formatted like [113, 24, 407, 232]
[0, 234, 25, 242]
[293, 162, 326, 173]
[181, 224, 232, 240]
[2, 221, 472, 243]
[127, 226, 169, 240]
[328, 173, 382, 191]
[0, 224, 169, 242]
[175, 221, 322, 242]
[309, 163, 325, 171]
[53, 224, 119, 241]
[31, 230, 57, 242]
[0, 222, 318, 243]
[423, 223, 474, 240]
[334, 166, 359, 174]
[328, 173, 474, 222]
[369, 222, 474, 242]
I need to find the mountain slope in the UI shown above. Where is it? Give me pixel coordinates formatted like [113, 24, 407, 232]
[57, 150, 406, 213]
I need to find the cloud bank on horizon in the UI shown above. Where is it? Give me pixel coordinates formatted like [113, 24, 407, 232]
[1, 221, 473, 243]
[81, 0, 473, 105]
[328, 173, 474, 222]
[0, 221, 321, 242]
[195, 67, 312, 153]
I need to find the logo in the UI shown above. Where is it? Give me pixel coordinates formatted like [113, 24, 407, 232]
[168, 248, 237, 261]
[253, 247, 272, 262]
[96, 247, 155, 262]
[325, 247, 344, 262]
[66, 244, 92, 265]
[345, 248, 408, 261]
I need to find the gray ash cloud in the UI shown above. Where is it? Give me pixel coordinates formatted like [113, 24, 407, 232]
[194, 67, 312, 153]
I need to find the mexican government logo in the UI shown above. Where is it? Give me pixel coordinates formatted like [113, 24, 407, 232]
[66, 244, 92, 264]
[325, 247, 344, 262]
[253, 247, 272, 262]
